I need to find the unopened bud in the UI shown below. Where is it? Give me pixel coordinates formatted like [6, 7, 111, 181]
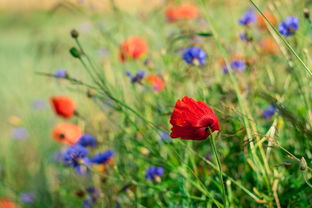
[300, 157, 307, 171]
[70, 29, 79, 39]
[69, 47, 81, 58]
[304, 8, 310, 19]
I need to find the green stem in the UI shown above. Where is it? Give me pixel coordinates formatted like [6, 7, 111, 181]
[209, 133, 228, 207]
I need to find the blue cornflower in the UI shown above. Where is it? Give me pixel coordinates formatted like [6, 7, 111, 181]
[54, 68, 67, 78]
[82, 199, 93, 208]
[145, 166, 164, 181]
[126, 70, 145, 83]
[222, 60, 246, 73]
[159, 131, 171, 143]
[78, 134, 97, 148]
[63, 145, 90, 175]
[90, 150, 114, 164]
[20, 192, 35, 203]
[278, 17, 299, 37]
[262, 104, 276, 119]
[11, 127, 28, 140]
[86, 187, 99, 203]
[238, 10, 256, 26]
[182, 47, 207, 66]
[31, 99, 46, 110]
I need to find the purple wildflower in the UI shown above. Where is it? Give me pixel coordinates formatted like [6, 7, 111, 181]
[278, 16, 299, 37]
[126, 70, 145, 83]
[239, 10, 256, 26]
[11, 127, 28, 140]
[145, 166, 164, 181]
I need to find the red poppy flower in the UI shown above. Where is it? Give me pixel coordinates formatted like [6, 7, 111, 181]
[165, 3, 198, 22]
[0, 199, 16, 208]
[170, 96, 220, 140]
[52, 123, 82, 145]
[178, 3, 198, 20]
[146, 74, 165, 92]
[119, 37, 148, 62]
[259, 37, 279, 55]
[165, 6, 181, 22]
[50, 96, 76, 118]
[257, 11, 277, 30]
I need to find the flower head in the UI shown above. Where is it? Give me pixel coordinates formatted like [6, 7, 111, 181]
[262, 104, 276, 119]
[90, 150, 114, 164]
[259, 37, 279, 54]
[54, 69, 68, 79]
[0, 198, 16, 208]
[52, 123, 82, 145]
[165, 3, 198, 22]
[278, 17, 299, 37]
[11, 127, 28, 140]
[257, 11, 277, 29]
[20, 192, 36, 204]
[63, 145, 90, 175]
[145, 166, 164, 181]
[50, 96, 76, 118]
[126, 70, 145, 83]
[239, 10, 256, 26]
[146, 74, 165, 92]
[78, 134, 97, 148]
[182, 47, 207, 66]
[170, 96, 220, 140]
[119, 37, 148, 62]
[222, 60, 246, 73]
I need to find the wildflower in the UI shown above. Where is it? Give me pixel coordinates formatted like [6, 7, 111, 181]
[82, 199, 92, 208]
[222, 60, 246, 74]
[145, 166, 164, 182]
[78, 134, 97, 148]
[50, 96, 76, 118]
[238, 10, 256, 26]
[159, 131, 171, 143]
[0, 198, 16, 208]
[259, 37, 279, 54]
[11, 127, 28, 140]
[170, 96, 220, 140]
[140, 147, 149, 155]
[262, 104, 276, 119]
[146, 74, 165, 92]
[119, 37, 148, 62]
[63, 145, 89, 175]
[54, 69, 68, 79]
[86, 187, 99, 203]
[165, 6, 180, 22]
[177, 3, 198, 20]
[257, 11, 277, 29]
[182, 47, 207, 66]
[31, 99, 46, 110]
[239, 32, 252, 42]
[52, 123, 82, 145]
[90, 150, 114, 164]
[20, 192, 35, 203]
[165, 4, 198, 22]
[8, 116, 21, 126]
[126, 70, 145, 83]
[278, 17, 299, 37]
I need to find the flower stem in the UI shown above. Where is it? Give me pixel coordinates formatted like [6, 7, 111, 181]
[209, 133, 228, 207]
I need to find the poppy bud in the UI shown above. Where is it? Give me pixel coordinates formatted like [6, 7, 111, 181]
[69, 47, 81, 59]
[304, 8, 310, 19]
[300, 157, 307, 171]
[70, 29, 79, 39]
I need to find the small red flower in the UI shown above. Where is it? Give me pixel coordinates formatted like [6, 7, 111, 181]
[165, 3, 198, 22]
[0, 198, 16, 208]
[50, 96, 76, 118]
[146, 74, 165, 92]
[52, 122, 82, 145]
[119, 37, 148, 62]
[170, 96, 220, 140]
[257, 11, 277, 30]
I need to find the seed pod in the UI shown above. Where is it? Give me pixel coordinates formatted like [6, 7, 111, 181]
[304, 8, 310, 19]
[300, 157, 307, 171]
